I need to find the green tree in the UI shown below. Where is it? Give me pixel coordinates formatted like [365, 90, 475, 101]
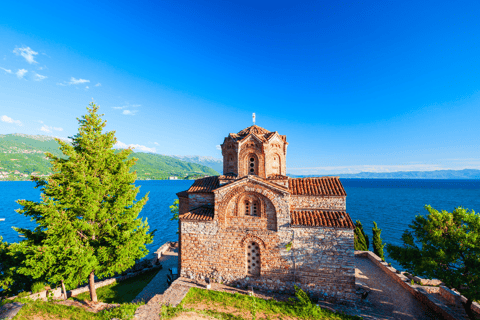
[14, 103, 154, 302]
[354, 220, 368, 251]
[372, 221, 385, 261]
[0, 237, 33, 297]
[386, 205, 480, 319]
[170, 199, 179, 234]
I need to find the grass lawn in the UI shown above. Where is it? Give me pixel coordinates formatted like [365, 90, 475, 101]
[11, 299, 141, 320]
[161, 287, 362, 320]
[75, 267, 161, 303]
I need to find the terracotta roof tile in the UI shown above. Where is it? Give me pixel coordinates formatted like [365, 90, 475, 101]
[291, 210, 354, 229]
[289, 177, 346, 196]
[187, 176, 219, 193]
[180, 206, 214, 221]
[176, 190, 189, 198]
[218, 173, 237, 180]
[267, 174, 289, 180]
[237, 125, 271, 136]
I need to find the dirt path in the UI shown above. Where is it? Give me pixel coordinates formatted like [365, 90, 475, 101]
[351, 256, 438, 320]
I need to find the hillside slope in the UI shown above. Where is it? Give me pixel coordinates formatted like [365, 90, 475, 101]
[0, 134, 218, 180]
[169, 155, 223, 173]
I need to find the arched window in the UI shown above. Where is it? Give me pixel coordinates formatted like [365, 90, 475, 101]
[252, 200, 259, 216]
[246, 241, 260, 276]
[245, 200, 250, 216]
[248, 154, 257, 175]
[272, 154, 281, 175]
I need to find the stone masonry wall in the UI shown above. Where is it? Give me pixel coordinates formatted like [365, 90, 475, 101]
[188, 193, 214, 210]
[180, 222, 356, 301]
[290, 196, 346, 211]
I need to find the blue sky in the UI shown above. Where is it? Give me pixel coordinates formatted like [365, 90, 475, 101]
[1, 0, 480, 175]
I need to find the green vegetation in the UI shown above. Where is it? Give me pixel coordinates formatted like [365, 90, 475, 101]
[74, 267, 161, 303]
[0, 133, 219, 181]
[386, 205, 480, 320]
[12, 103, 154, 302]
[161, 287, 362, 320]
[354, 220, 368, 251]
[9, 299, 141, 320]
[372, 221, 385, 261]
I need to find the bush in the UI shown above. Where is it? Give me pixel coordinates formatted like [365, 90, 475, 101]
[31, 282, 46, 294]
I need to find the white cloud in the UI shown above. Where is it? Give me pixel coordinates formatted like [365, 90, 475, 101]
[13, 46, 38, 64]
[38, 120, 44, 123]
[85, 86, 89, 89]
[1, 115, 22, 126]
[154, 142, 159, 145]
[16, 69, 28, 79]
[56, 82, 67, 86]
[40, 125, 63, 133]
[114, 141, 156, 153]
[216, 145, 222, 150]
[69, 77, 90, 85]
[288, 164, 445, 175]
[122, 109, 138, 115]
[0, 67, 12, 74]
[40, 125, 51, 133]
[33, 72, 47, 81]
[95, 83, 101, 87]
[112, 107, 124, 110]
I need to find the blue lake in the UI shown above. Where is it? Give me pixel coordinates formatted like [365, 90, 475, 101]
[1, 179, 479, 269]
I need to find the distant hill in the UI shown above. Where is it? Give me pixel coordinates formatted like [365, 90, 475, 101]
[289, 169, 480, 179]
[0, 134, 219, 181]
[170, 155, 223, 173]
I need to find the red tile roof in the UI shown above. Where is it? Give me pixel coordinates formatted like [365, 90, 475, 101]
[218, 173, 237, 180]
[180, 206, 214, 221]
[187, 176, 219, 193]
[176, 190, 189, 198]
[289, 177, 346, 196]
[291, 210, 354, 229]
[267, 174, 289, 180]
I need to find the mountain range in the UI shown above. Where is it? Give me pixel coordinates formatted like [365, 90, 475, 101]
[0, 133, 219, 181]
[290, 169, 480, 179]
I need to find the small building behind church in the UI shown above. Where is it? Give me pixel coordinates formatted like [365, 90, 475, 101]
[176, 125, 356, 301]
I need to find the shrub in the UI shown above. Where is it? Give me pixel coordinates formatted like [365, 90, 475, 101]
[31, 282, 45, 294]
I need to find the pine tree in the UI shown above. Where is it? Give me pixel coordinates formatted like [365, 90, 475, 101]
[354, 220, 368, 251]
[372, 221, 385, 261]
[14, 103, 154, 302]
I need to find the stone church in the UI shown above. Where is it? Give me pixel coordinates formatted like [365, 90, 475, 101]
[177, 125, 356, 301]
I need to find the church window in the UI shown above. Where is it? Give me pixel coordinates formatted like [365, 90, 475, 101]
[249, 156, 256, 175]
[245, 201, 250, 215]
[246, 241, 260, 275]
[252, 201, 259, 216]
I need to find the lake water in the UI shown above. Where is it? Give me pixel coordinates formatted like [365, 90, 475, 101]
[1, 179, 479, 269]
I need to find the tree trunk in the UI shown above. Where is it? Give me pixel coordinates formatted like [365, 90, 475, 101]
[462, 298, 475, 320]
[89, 271, 97, 302]
[61, 280, 67, 300]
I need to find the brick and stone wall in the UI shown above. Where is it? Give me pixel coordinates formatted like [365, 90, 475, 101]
[188, 193, 214, 210]
[290, 196, 346, 211]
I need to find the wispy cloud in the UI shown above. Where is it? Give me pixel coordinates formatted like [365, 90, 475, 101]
[95, 83, 101, 87]
[33, 72, 47, 81]
[13, 46, 38, 64]
[216, 145, 222, 150]
[154, 142, 159, 146]
[40, 125, 63, 133]
[56, 82, 67, 86]
[16, 69, 28, 79]
[122, 110, 138, 115]
[0, 67, 12, 74]
[114, 141, 156, 153]
[1, 115, 22, 126]
[288, 164, 446, 175]
[112, 103, 141, 115]
[69, 77, 90, 85]
[85, 86, 89, 89]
